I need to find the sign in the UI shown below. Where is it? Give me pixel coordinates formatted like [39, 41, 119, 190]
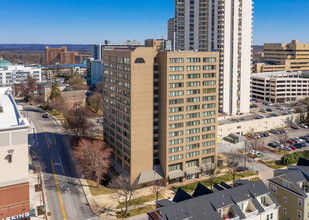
[2, 212, 30, 220]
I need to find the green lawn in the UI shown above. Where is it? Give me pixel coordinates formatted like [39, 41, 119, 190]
[117, 194, 163, 209]
[128, 205, 156, 218]
[180, 171, 257, 193]
[86, 180, 115, 195]
[47, 110, 65, 120]
[259, 160, 286, 169]
[250, 177, 260, 181]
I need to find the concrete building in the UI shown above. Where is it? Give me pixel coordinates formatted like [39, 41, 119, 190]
[251, 71, 309, 103]
[92, 44, 102, 60]
[121, 40, 141, 46]
[174, 0, 253, 115]
[37, 81, 69, 101]
[86, 58, 103, 87]
[148, 180, 280, 220]
[269, 166, 309, 220]
[254, 40, 309, 73]
[167, 18, 175, 46]
[0, 87, 30, 219]
[0, 57, 42, 87]
[102, 39, 218, 184]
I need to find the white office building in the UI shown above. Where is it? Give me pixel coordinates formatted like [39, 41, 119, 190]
[0, 57, 41, 87]
[174, 0, 253, 115]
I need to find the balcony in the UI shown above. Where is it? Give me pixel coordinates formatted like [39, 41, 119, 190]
[221, 207, 239, 220]
[244, 210, 258, 218]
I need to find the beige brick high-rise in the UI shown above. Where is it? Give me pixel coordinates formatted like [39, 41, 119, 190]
[102, 40, 218, 184]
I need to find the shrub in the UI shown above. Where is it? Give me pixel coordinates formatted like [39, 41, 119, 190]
[282, 151, 309, 165]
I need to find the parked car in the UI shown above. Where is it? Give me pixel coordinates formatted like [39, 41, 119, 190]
[288, 145, 296, 150]
[287, 139, 296, 144]
[260, 109, 267, 113]
[259, 133, 264, 138]
[266, 108, 273, 112]
[263, 132, 270, 137]
[256, 100, 262, 103]
[236, 166, 249, 172]
[268, 142, 279, 148]
[299, 124, 308, 129]
[256, 115, 265, 119]
[42, 113, 49, 118]
[294, 143, 305, 148]
[279, 146, 291, 151]
[270, 129, 280, 134]
[291, 124, 300, 129]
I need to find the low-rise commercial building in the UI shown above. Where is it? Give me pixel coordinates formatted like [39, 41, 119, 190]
[0, 87, 30, 219]
[251, 71, 309, 103]
[269, 165, 309, 220]
[103, 39, 219, 184]
[0, 57, 41, 87]
[254, 40, 309, 73]
[37, 81, 69, 101]
[148, 180, 280, 220]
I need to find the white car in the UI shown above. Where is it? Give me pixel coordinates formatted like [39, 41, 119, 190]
[299, 124, 308, 129]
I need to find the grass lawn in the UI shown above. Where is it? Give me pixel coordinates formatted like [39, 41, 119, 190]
[47, 110, 65, 120]
[250, 177, 260, 181]
[259, 160, 286, 169]
[128, 205, 156, 218]
[117, 194, 163, 209]
[180, 171, 257, 193]
[86, 180, 115, 195]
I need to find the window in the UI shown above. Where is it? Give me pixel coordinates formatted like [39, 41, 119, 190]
[202, 141, 215, 147]
[187, 81, 200, 87]
[202, 148, 215, 155]
[187, 58, 201, 63]
[187, 74, 200, 79]
[202, 118, 215, 124]
[186, 89, 200, 95]
[169, 107, 184, 113]
[202, 103, 216, 109]
[169, 114, 184, 121]
[298, 198, 302, 207]
[169, 58, 184, 63]
[186, 143, 200, 150]
[283, 197, 287, 203]
[186, 120, 200, 127]
[169, 83, 184, 88]
[169, 74, 184, 80]
[186, 128, 200, 135]
[203, 80, 216, 86]
[169, 66, 184, 72]
[270, 185, 277, 194]
[169, 122, 184, 129]
[283, 208, 287, 214]
[186, 160, 198, 168]
[168, 138, 183, 146]
[186, 105, 200, 111]
[261, 196, 266, 204]
[203, 57, 216, 62]
[186, 151, 200, 158]
[283, 180, 290, 188]
[169, 146, 183, 153]
[203, 88, 216, 94]
[202, 126, 215, 132]
[169, 98, 184, 105]
[187, 66, 201, 71]
[202, 133, 215, 139]
[203, 111, 216, 116]
[203, 96, 216, 101]
[266, 213, 273, 220]
[203, 73, 216, 78]
[186, 135, 200, 142]
[238, 203, 244, 211]
[298, 210, 302, 219]
[168, 154, 183, 161]
[169, 91, 184, 96]
[168, 163, 182, 171]
[169, 130, 184, 137]
[203, 65, 216, 70]
[186, 113, 200, 119]
[187, 97, 200, 103]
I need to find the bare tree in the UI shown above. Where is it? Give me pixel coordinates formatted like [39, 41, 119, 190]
[63, 103, 90, 138]
[74, 139, 112, 187]
[95, 81, 104, 94]
[248, 138, 264, 157]
[48, 96, 64, 114]
[87, 93, 103, 113]
[20, 74, 37, 102]
[225, 152, 243, 181]
[151, 179, 165, 201]
[274, 131, 288, 164]
[108, 174, 140, 216]
[205, 162, 220, 190]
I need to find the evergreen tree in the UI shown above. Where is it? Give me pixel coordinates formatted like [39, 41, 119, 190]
[49, 81, 61, 100]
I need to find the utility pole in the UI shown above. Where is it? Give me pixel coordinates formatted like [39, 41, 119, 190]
[244, 140, 247, 178]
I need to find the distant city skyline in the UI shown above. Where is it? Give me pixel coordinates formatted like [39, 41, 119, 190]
[1, 0, 309, 45]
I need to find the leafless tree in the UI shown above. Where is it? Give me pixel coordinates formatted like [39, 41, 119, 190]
[31, 151, 46, 185]
[274, 131, 288, 164]
[87, 93, 103, 113]
[248, 138, 264, 156]
[204, 162, 220, 190]
[276, 98, 285, 104]
[108, 174, 140, 216]
[95, 81, 104, 94]
[20, 74, 37, 102]
[74, 139, 112, 187]
[63, 103, 90, 138]
[225, 152, 243, 181]
[151, 179, 165, 201]
[48, 96, 65, 114]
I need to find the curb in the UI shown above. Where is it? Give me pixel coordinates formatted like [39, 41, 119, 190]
[257, 160, 273, 168]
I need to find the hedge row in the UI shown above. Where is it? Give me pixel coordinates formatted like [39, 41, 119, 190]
[281, 151, 309, 165]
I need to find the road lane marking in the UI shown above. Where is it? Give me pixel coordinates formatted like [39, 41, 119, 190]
[51, 158, 67, 220]
[58, 154, 65, 175]
[28, 112, 50, 148]
[34, 112, 57, 145]
[73, 207, 77, 215]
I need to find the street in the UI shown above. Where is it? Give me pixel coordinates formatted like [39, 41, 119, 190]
[23, 105, 101, 220]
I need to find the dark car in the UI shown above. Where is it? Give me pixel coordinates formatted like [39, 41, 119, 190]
[236, 166, 249, 172]
[268, 143, 279, 148]
[294, 143, 304, 148]
[42, 113, 49, 118]
[266, 108, 273, 112]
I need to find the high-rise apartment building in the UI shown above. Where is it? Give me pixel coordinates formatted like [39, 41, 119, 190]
[174, 0, 253, 115]
[103, 40, 218, 184]
[45, 46, 90, 65]
[92, 44, 102, 60]
[0, 87, 30, 219]
[254, 40, 309, 73]
[168, 18, 175, 46]
[45, 46, 67, 65]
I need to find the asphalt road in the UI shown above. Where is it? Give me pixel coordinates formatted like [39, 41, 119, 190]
[23, 105, 101, 220]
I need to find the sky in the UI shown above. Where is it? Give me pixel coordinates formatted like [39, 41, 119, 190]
[0, 0, 309, 45]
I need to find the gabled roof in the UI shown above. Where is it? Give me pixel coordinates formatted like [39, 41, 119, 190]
[173, 188, 192, 203]
[192, 183, 213, 198]
[297, 157, 309, 166]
